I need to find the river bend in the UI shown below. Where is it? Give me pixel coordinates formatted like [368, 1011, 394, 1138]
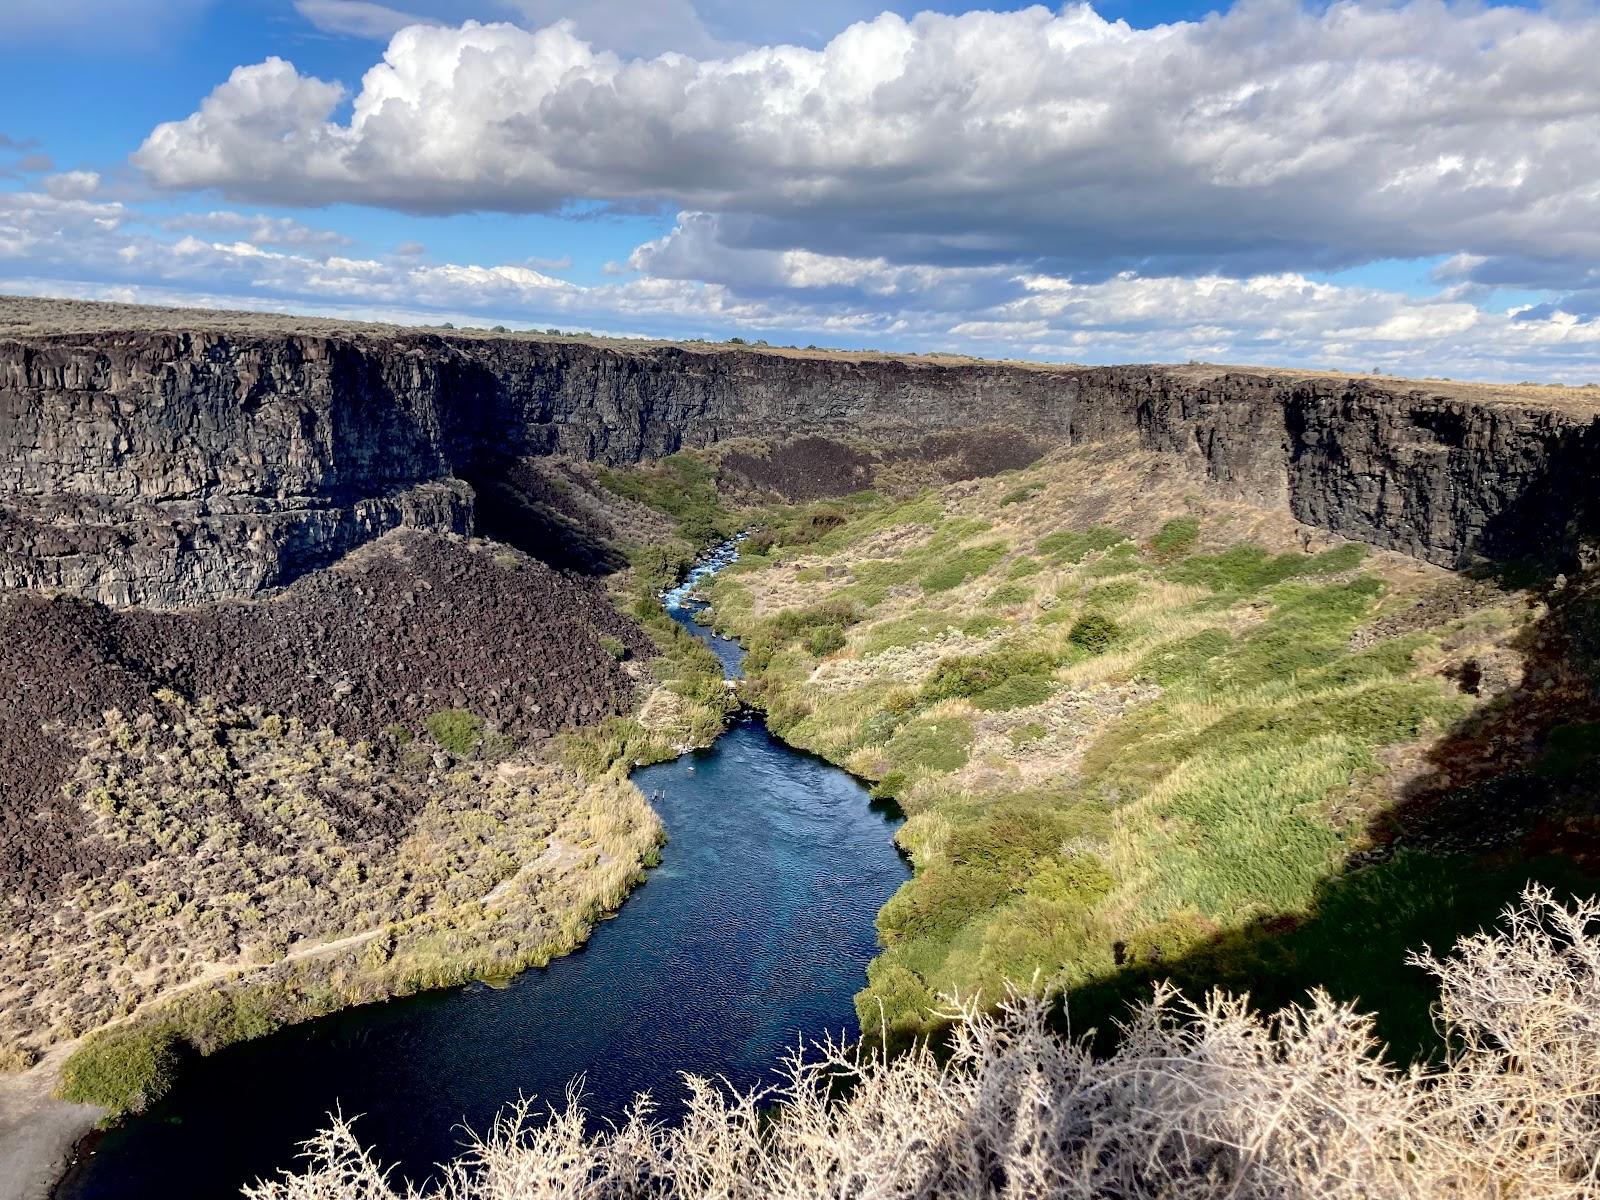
[58, 541, 907, 1199]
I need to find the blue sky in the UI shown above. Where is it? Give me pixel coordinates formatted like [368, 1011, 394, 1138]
[2, 0, 1597, 380]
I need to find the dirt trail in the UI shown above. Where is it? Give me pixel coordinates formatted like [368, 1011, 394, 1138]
[0, 844, 593, 1200]
[0, 1048, 103, 1200]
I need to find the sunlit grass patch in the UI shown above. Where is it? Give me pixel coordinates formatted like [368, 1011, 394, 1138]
[859, 610, 963, 656]
[919, 542, 1009, 592]
[1116, 735, 1364, 923]
[1036, 525, 1129, 564]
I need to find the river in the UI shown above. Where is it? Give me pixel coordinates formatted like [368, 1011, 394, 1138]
[56, 540, 907, 1199]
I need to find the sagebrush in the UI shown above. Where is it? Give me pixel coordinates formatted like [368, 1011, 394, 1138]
[256, 888, 1600, 1200]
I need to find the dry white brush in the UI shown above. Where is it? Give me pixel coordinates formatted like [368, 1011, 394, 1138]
[250, 888, 1600, 1200]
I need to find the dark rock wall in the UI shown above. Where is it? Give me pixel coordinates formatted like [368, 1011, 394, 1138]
[3, 330, 1596, 606]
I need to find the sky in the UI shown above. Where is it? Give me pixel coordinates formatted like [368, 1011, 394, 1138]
[3, 0, 1599, 380]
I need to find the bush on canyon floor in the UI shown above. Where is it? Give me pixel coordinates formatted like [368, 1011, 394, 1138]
[58, 1024, 182, 1115]
[880, 717, 974, 779]
[920, 644, 1057, 705]
[1067, 612, 1122, 654]
[258, 889, 1600, 1200]
[1147, 515, 1201, 561]
[427, 709, 485, 757]
[1036, 524, 1128, 564]
[919, 543, 1009, 593]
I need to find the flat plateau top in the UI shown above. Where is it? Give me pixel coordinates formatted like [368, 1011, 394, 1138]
[3, 294, 1598, 417]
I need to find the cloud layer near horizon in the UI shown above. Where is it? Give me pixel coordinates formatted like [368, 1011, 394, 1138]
[7, 2, 1600, 379]
[6, 178, 1600, 382]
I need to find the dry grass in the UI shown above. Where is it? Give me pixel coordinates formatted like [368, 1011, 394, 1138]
[0, 693, 661, 1073]
[253, 888, 1600, 1200]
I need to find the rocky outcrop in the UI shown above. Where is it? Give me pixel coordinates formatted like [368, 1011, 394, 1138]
[3, 308, 1597, 606]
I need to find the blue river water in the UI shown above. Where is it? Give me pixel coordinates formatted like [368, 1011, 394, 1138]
[56, 541, 907, 1199]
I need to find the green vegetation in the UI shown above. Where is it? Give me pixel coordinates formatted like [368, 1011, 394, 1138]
[249, 891, 1600, 1200]
[1067, 613, 1121, 654]
[1037, 525, 1128, 563]
[427, 708, 485, 757]
[921, 643, 1058, 706]
[29, 691, 664, 1117]
[706, 468, 1563, 1049]
[598, 634, 628, 661]
[919, 542, 1008, 592]
[596, 452, 736, 548]
[1168, 542, 1367, 593]
[1148, 515, 1200, 561]
[59, 1025, 181, 1114]
[985, 582, 1033, 606]
[1135, 628, 1233, 683]
[999, 482, 1044, 506]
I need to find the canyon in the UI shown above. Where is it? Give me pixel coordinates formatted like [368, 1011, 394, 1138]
[5, 295, 1600, 1200]
[4, 298, 1599, 611]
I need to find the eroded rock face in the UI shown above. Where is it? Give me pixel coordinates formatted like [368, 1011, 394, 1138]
[3, 323, 1597, 607]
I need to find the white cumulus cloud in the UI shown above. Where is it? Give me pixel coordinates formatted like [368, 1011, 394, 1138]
[132, 4, 1600, 283]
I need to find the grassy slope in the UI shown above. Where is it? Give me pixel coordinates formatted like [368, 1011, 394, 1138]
[699, 449, 1600, 1058]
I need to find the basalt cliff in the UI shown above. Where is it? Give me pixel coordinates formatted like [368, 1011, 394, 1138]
[3, 298, 1597, 607]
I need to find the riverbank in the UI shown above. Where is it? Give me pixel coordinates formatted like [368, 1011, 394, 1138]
[0, 1049, 101, 1200]
[49, 537, 906, 1199]
[699, 446, 1600, 1056]
[5, 755, 661, 1200]
[0, 528, 703, 1198]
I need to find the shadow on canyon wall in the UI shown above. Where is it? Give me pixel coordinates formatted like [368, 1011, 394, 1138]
[464, 457, 627, 576]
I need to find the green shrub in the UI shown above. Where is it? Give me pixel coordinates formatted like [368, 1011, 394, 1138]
[1148, 516, 1201, 562]
[920, 543, 1009, 592]
[427, 709, 484, 757]
[922, 644, 1058, 704]
[60, 1025, 181, 1115]
[1085, 579, 1141, 610]
[598, 634, 628, 661]
[769, 599, 862, 641]
[857, 709, 908, 748]
[987, 583, 1033, 607]
[972, 674, 1057, 712]
[1135, 629, 1233, 684]
[1006, 556, 1044, 579]
[1037, 525, 1128, 564]
[807, 625, 847, 656]
[559, 716, 673, 774]
[1068, 613, 1122, 655]
[884, 717, 974, 775]
[1000, 483, 1045, 506]
[962, 614, 1006, 637]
